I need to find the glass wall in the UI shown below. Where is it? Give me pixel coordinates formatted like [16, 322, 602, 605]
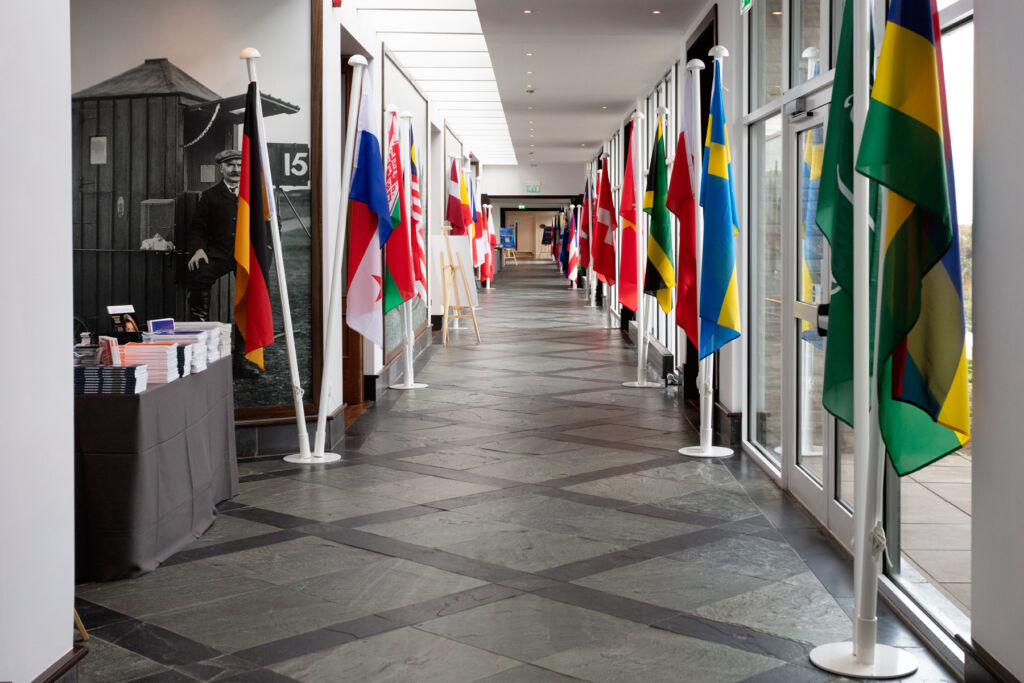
[748, 115, 783, 462]
[750, 0, 783, 109]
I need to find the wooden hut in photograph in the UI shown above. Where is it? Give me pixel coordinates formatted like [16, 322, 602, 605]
[71, 57, 298, 335]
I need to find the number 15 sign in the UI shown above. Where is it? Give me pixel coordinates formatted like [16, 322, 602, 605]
[268, 143, 310, 188]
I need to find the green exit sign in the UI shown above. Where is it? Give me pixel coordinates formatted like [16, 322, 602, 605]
[518, 203, 526, 209]
[740, 0, 753, 14]
[525, 183, 541, 194]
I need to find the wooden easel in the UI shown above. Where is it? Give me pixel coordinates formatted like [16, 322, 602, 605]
[440, 227, 481, 345]
[503, 248, 519, 265]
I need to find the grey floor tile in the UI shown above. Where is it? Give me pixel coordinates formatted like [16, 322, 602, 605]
[692, 572, 852, 646]
[472, 664, 584, 682]
[443, 525, 623, 572]
[182, 514, 281, 551]
[573, 557, 773, 612]
[668, 534, 809, 581]
[77, 638, 168, 682]
[290, 556, 487, 621]
[419, 593, 644, 662]
[400, 447, 524, 471]
[147, 584, 350, 653]
[533, 626, 785, 683]
[270, 627, 519, 683]
[479, 435, 586, 456]
[358, 509, 528, 548]
[467, 449, 657, 484]
[199, 536, 384, 586]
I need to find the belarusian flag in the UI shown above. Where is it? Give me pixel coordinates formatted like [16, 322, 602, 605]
[618, 120, 639, 312]
[854, 0, 970, 474]
[446, 158, 467, 234]
[667, 71, 698, 351]
[382, 110, 414, 314]
[409, 126, 427, 301]
[594, 161, 616, 286]
[644, 113, 675, 313]
[346, 68, 388, 348]
[233, 82, 274, 369]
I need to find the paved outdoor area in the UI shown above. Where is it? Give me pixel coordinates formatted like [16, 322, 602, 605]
[75, 260, 956, 682]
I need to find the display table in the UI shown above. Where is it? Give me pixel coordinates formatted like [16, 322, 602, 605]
[75, 357, 238, 581]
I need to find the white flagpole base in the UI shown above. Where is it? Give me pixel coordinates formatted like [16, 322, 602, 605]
[679, 445, 733, 458]
[622, 380, 662, 388]
[284, 452, 342, 464]
[809, 643, 917, 679]
[391, 382, 428, 390]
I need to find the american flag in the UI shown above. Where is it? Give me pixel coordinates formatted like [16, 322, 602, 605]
[409, 126, 427, 301]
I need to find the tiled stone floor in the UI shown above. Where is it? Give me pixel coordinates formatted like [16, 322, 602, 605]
[76, 260, 958, 682]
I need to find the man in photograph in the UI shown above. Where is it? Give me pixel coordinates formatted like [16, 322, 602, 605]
[186, 148, 242, 321]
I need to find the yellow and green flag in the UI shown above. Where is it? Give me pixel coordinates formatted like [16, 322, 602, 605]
[644, 114, 675, 313]
[855, 0, 970, 475]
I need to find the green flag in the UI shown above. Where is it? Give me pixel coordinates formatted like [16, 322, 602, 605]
[816, 0, 879, 428]
[644, 114, 675, 313]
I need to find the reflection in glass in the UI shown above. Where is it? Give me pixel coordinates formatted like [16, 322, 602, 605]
[798, 125, 825, 305]
[797, 325, 826, 483]
[749, 115, 783, 461]
[837, 421, 855, 508]
[750, 0, 783, 108]
[792, 0, 826, 87]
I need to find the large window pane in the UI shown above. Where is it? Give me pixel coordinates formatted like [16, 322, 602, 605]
[749, 115, 783, 461]
[750, 0, 783, 108]
[792, 0, 827, 86]
[797, 326, 826, 482]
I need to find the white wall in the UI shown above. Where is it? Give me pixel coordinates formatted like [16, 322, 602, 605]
[0, 3, 75, 681]
[483, 163, 585, 197]
[971, 1, 1024, 677]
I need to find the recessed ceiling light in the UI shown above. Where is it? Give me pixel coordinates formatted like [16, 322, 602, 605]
[528, 106, 533, 110]
[526, 70, 533, 75]
[771, 10, 782, 14]
[652, 9, 662, 14]
[525, 52, 533, 57]
[601, 105, 608, 110]
[580, 143, 586, 147]
[530, 134, 534, 138]
[530, 144, 535, 147]
[523, 9, 533, 14]
[528, 120, 534, 124]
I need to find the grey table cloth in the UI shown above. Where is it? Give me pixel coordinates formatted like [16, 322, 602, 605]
[75, 357, 238, 581]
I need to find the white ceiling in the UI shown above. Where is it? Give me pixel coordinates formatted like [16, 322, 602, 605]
[353, 0, 704, 167]
[476, 0, 705, 166]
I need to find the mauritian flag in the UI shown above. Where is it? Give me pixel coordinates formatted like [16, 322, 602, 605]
[409, 127, 427, 302]
[346, 68, 388, 349]
[618, 120, 639, 312]
[855, 0, 970, 475]
[698, 59, 741, 359]
[233, 82, 274, 369]
[382, 110, 415, 314]
[644, 113, 675, 313]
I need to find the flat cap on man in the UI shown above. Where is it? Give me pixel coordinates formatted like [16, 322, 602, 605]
[214, 149, 241, 164]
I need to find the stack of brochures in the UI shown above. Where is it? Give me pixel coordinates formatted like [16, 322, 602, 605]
[144, 332, 209, 374]
[74, 365, 149, 395]
[174, 322, 230, 361]
[120, 343, 178, 384]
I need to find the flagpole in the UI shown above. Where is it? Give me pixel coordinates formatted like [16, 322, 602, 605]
[575, 203, 583, 289]
[624, 102, 659, 389]
[600, 153, 614, 329]
[585, 164, 598, 307]
[680, 52, 732, 458]
[809, 0, 917, 676]
[392, 111, 427, 391]
[238, 49, 320, 464]
[308, 55, 367, 462]
[484, 204, 495, 290]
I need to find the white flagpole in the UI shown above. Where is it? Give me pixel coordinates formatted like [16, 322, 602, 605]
[599, 153, 615, 329]
[624, 102, 659, 389]
[239, 48, 319, 464]
[392, 111, 427, 391]
[308, 55, 367, 463]
[809, 0, 916, 676]
[585, 165, 598, 306]
[680, 50, 732, 458]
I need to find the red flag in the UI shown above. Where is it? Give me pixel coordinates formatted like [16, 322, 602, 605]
[618, 121, 639, 312]
[667, 130, 698, 350]
[233, 82, 274, 369]
[480, 206, 494, 282]
[579, 179, 591, 269]
[445, 158, 467, 234]
[594, 162, 617, 285]
[382, 110, 415, 313]
[567, 207, 579, 283]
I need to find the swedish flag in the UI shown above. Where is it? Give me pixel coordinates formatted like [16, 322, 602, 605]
[698, 60, 741, 360]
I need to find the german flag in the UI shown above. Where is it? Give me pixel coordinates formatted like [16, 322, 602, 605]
[233, 82, 274, 370]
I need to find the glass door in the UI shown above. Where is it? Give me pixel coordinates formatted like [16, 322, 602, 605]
[785, 101, 854, 545]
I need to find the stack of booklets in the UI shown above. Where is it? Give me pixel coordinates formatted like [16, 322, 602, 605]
[174, 322, 230, 361]
[74, 365, 149, 395]
[144, 332, 209, 374]
[120, 343, 178, 384]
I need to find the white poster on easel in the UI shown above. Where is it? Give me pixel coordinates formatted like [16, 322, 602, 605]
[430, 235, 479, 309]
